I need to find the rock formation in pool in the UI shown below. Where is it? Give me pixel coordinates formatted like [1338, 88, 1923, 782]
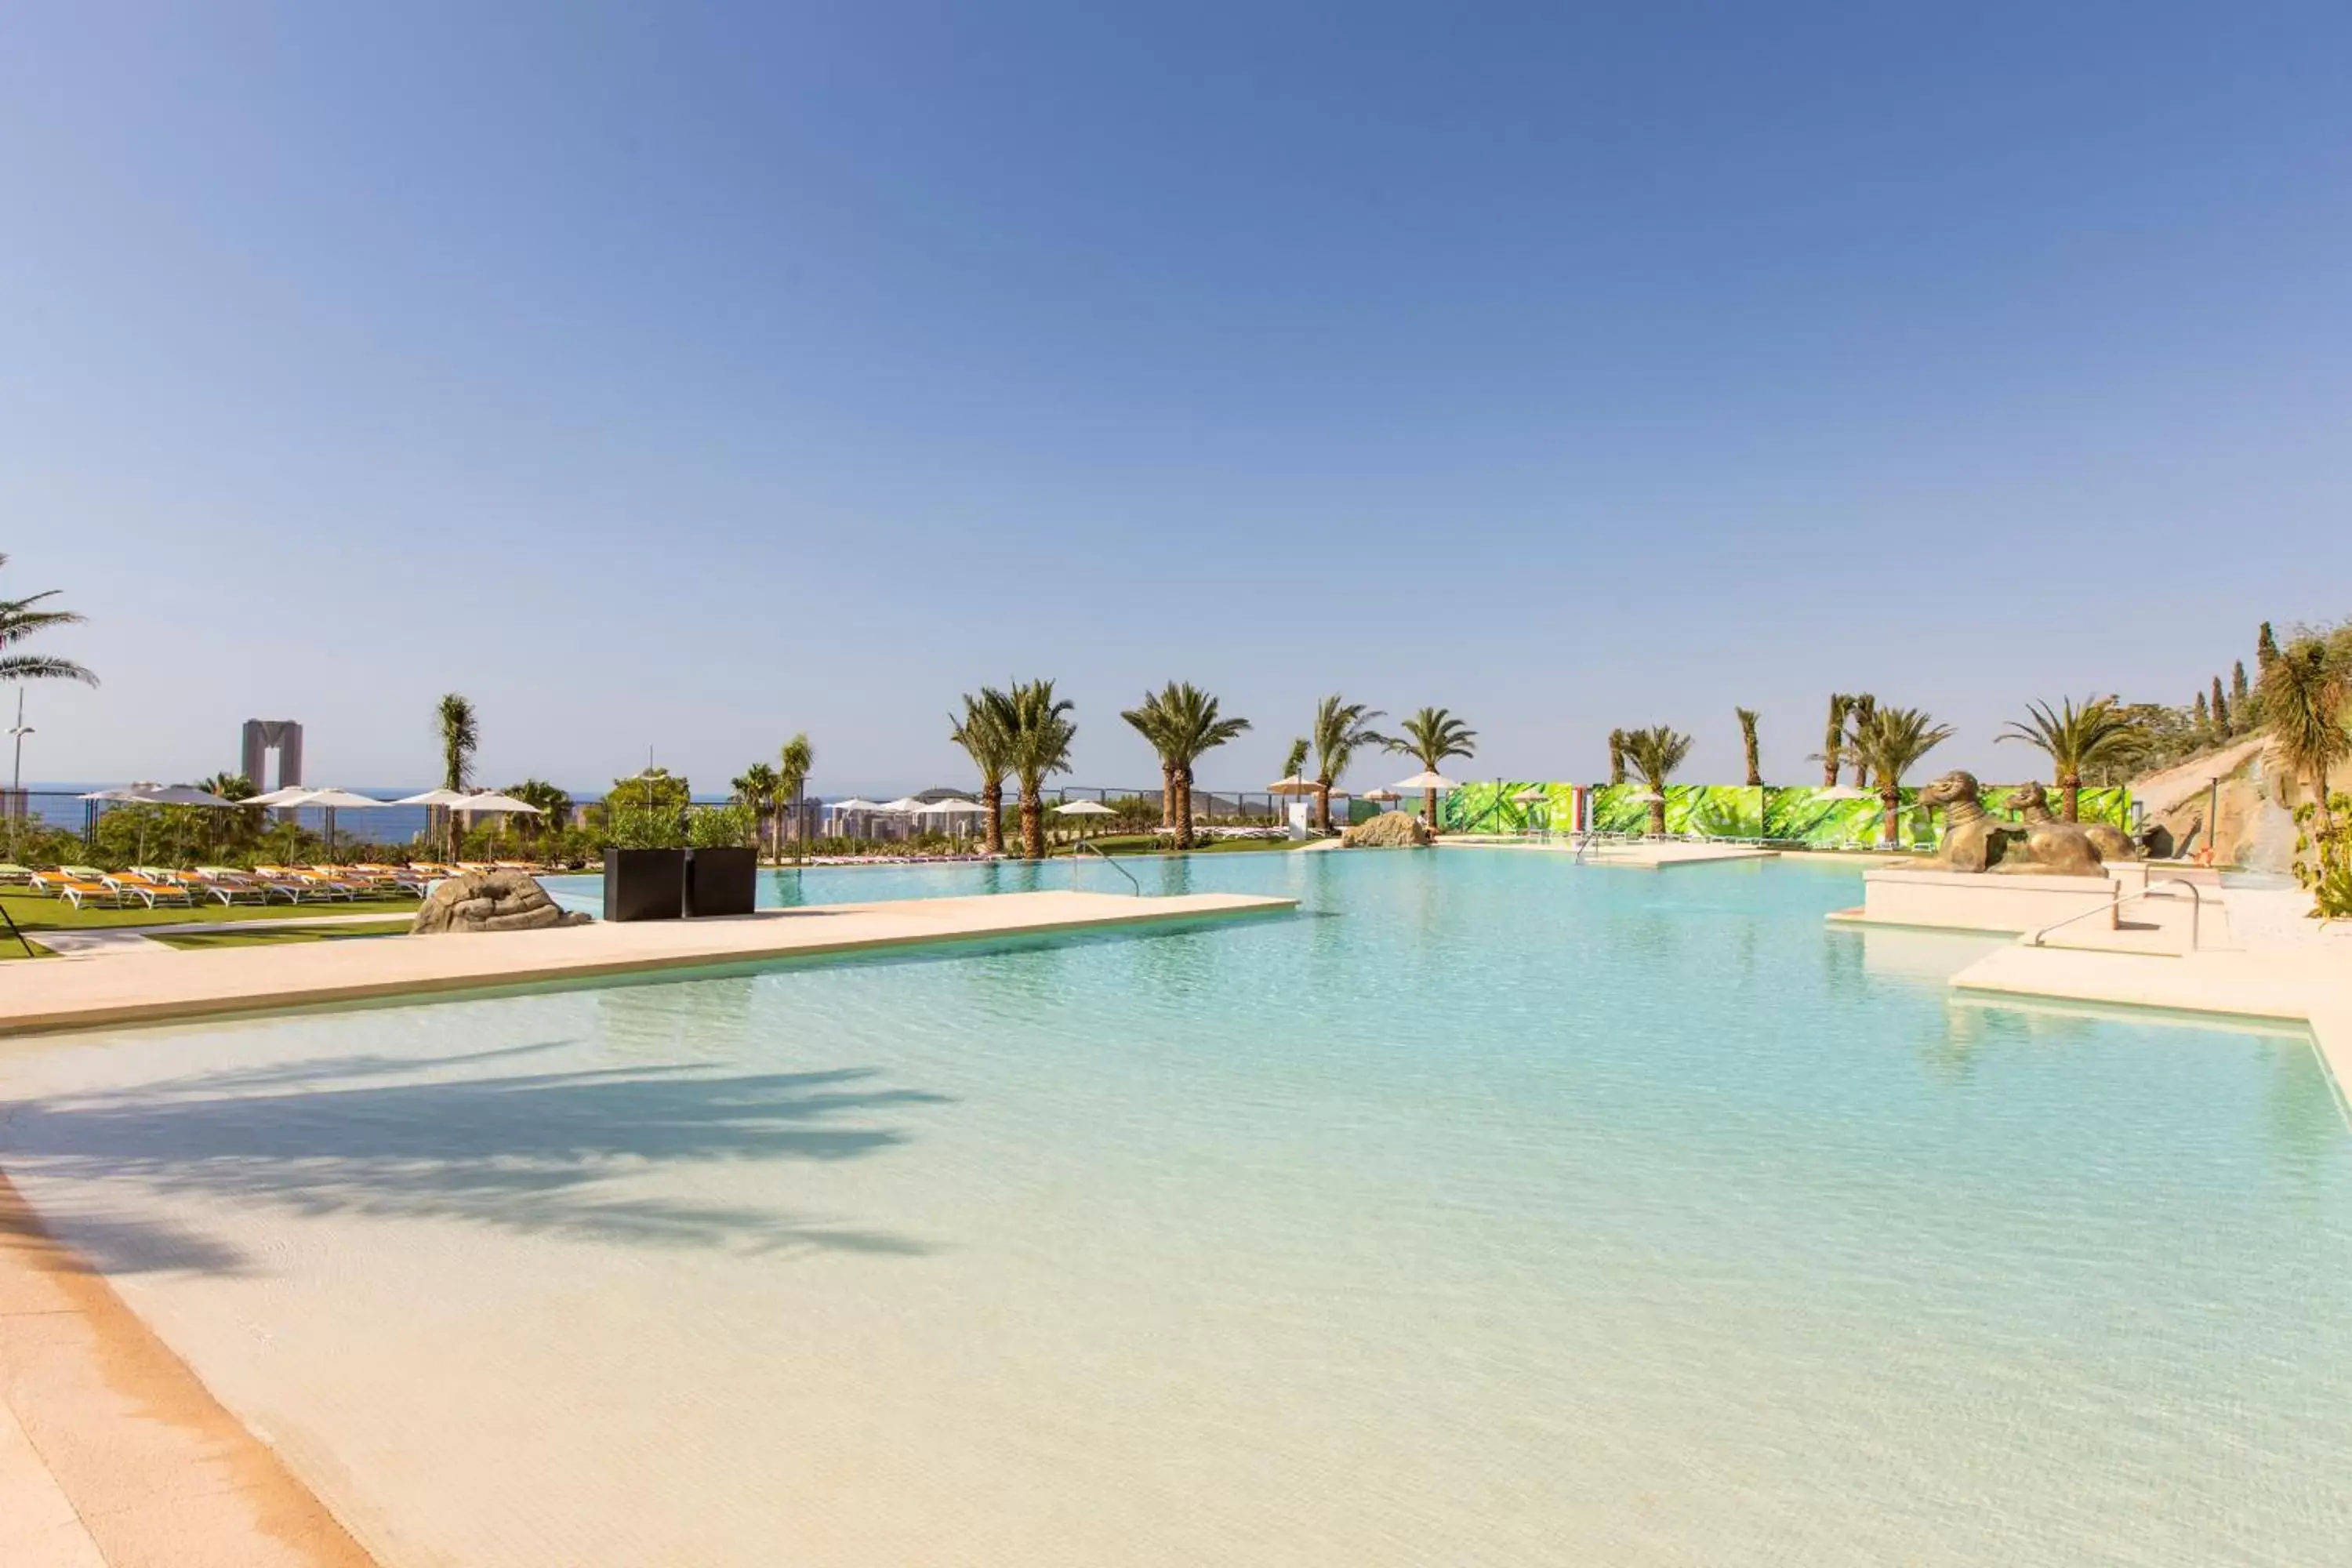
[411, 868, 593, 934]
[1341, 811, 1432, 848]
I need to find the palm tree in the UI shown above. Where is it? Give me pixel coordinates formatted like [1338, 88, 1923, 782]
[950, 693, 1014, 856]
[1387, 706, 1476, 830]
[1847, 705, 1954, 848]
[1312, 695, 1389, 832]
[0, 555, 98, 687]
[1607, 728, 1628, 786]
[1001, 680, 1077, 859]
[1735, 707, 1762, 787]
[1844, 694, 1878, 789]
[1282, 736, 1309, 781]
[777, 733, 814, 859]
[435, 694, 478, 791]
[2258, 638, 2349, 843]
[1120, 688, 1178, 829]
[732, 762, 781, 860]
[1817, 696, 1850, 787]
[505, 779, 573, 850]
[1997, 696, 2131, 822]
[1618, 725, 1691, 837]
[1139, 683, 1250, 850]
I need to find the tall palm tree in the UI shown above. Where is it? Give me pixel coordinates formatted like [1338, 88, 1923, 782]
[1618, 725, 1691, 837]
[1848, 705, 1954, 848]
[777, 733, 814, 858]
[1120, 688, 1178, 829]
[1312, 694, 1389, 832]
[732, 762, 781, 860]
[1002, 680, 1077, 860]
[950, 693, 1014, 856]
[0, 555, 98, 687]
[1142, 683, 1250, 850]
[1282, 736, 1309, 781]
[1607, 728, 1628, 786]
[1387, 706, 1476, 830]
[1818, 695, 1851, 787]
[1735, 707, 1762, 787]
[1997, 696, 2131, 822]
[435, 693, 478, 791]
[2258, 638, 2349, 842]
[1844, 694, 1878, 789]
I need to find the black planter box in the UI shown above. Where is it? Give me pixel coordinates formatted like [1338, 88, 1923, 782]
[603, 848, 685, 922]
[684, 846, 758, 918]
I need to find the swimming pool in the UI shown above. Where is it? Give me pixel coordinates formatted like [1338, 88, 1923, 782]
[3, 851, 2345, 1566]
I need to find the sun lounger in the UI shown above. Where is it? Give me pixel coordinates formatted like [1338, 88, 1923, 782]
[38, 876, 124, 910]
[196, 867, 306, 904]
[0, 862, 31, 885]
[103, 874, 196, 909]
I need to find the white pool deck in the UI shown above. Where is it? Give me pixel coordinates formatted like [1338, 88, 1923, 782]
[0, 891, 1296, 1039]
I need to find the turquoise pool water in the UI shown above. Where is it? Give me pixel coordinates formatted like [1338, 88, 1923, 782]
[4, 851, 2347, 1566]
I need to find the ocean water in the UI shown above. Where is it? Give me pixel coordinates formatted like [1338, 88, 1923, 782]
[2, 851, 2347, 1566]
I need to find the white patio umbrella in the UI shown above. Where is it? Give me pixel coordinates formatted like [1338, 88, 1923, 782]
[1054, 798, 1117, 851]
[270, 787, 391, 861]
[916, 797, 985, 844]
[79, 782, 238, 861]
[393, 788, 482, 860]
[1392, 770, 1459, 831]
[244, 785, 318, 808]
[1814, 785, 1872, 801]
[452, 792, 543, 815]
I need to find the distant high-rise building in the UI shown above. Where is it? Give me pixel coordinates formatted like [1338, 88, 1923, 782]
[241, 719, 303, 792]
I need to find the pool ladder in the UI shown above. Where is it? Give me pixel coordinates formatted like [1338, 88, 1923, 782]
[2027, 877, 2209, 953]
[1071, 839, 1141, 895]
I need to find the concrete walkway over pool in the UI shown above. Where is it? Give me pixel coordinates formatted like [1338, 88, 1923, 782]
[0, 890, 1294, 1038]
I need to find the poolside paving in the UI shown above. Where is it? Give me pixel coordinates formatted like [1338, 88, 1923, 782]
[0, 890, 1294, 1038]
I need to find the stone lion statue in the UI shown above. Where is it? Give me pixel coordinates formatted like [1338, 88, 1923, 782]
[2008, 780, 2140, 862]
[411, 868, 593, 934]
[1911, 771, 2105, 877]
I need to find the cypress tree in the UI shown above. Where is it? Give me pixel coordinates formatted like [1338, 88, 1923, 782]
[2258, 621, 2280, 666]
[2194, 689, 2211, 737]
[2211, 675, 2229, 736]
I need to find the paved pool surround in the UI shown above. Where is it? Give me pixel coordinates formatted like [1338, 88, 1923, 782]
[0, 890, 1297, 1038]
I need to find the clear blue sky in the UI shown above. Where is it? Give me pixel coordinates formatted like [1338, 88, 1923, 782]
[6, 3, 2346, 796]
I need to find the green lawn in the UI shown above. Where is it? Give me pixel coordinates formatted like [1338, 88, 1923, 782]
[149, 920, 415, 951]
[0, 887, 424, 935]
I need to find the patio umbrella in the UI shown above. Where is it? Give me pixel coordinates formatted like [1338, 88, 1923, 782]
[1359, 787, 1401, 810]
[1054, 798, 1117, 850]
[79, 782, 239, 861]
[394, 788, 482, 860]
[1392, 770, 1459, 830]
[1814, 785, 1872, 801]
[276, 787, 392, 861]
[244, 785, 318, 808]
[916, 797, 985, 843]
[452, 792, 543, 815]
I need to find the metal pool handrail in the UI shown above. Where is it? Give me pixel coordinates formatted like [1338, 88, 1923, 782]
[2027, 877, 2206, 952]
[1071, 839, 1141, 895]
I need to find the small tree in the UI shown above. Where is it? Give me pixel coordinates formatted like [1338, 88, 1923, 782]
[1818, 696, 1851, 787]
[1003, 680, 1077, 860]
[778, 734, 814, 858]
[1312, 695, 1389, 833]
[2259, 638, 2348, 848]
[1387, 707, 1476, 830]
[731, 763, 780, 859]
[951, 694, 1013, 856]
[1619, 726, 1692, 837]
[1997, 696, 2131, 822]
[1849, 706, 1954, 848]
